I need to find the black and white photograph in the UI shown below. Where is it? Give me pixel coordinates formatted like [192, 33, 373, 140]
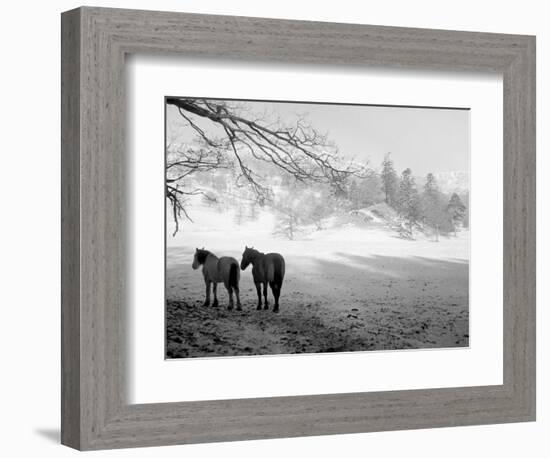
[165, 97, 470, 359]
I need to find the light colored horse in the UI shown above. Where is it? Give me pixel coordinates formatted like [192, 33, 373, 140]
[192, 248, 242, 311]
[240, 246, 285, 313]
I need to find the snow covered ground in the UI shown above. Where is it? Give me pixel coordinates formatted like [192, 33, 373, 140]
[166, 203, 469, 358]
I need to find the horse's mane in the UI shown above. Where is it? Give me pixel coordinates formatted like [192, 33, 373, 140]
[246, 247, 263, 258]
[195, 249, 211, 264]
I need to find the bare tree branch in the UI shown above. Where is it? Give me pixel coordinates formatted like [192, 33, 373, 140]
[165, 98, 367, 233]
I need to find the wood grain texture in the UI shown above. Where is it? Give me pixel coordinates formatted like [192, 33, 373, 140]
[60, 6, 536, 450]
[60, 7, 81, 449]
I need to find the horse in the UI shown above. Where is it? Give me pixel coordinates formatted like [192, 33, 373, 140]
[240, 246, 285, 313]
[192, 248, 242, 311]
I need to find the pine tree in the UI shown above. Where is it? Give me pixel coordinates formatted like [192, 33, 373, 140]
[348, 171, 384, 210]
[447, 193, 466, 235]
[361, 169, 384, 207]
[397, 168, 421, 238]
[424, 173, 438, 196]
[380, 153, 399, 208]
[421, 173, 450, 241]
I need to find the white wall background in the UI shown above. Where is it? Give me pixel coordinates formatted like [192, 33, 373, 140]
[0, 1, 546, 456]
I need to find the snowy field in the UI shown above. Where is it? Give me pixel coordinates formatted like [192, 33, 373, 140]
[166, 204, 469, 358]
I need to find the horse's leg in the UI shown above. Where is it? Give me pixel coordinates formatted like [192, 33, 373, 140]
[263, 282, 269, 310]
[212, 282, 219, 307]
[203, 280, 211, 307]
[226, 285, 234, 311]
[255, 282, 262, 310]
[234, 285, 242, 311]
[270, 282, 280, 313]
[274, 284, 281, 313]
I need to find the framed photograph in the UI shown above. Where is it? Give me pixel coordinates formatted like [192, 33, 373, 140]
[61, 6, 536, 450]
[164, 97, 472, 359]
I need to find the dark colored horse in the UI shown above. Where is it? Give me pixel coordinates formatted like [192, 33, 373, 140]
[240, 246, 285, 312]
[192, 248, 242, 310]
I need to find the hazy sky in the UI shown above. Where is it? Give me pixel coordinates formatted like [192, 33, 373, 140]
[167, 99, 470, 176]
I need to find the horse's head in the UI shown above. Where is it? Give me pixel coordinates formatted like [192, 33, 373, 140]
[240, 246, 254, 270]
[192, 247, 207, 270]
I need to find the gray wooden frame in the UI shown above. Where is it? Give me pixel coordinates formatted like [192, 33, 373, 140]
[61, 6, 536, 451]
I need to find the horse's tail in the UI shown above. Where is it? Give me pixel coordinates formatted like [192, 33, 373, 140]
[272, 256, 284, 288]
[229, 262, 239, 289]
